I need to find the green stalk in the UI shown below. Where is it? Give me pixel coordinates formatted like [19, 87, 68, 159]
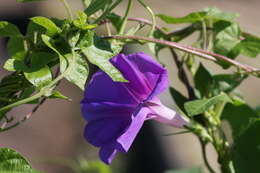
[0, 92, 42, 113]
[119, 0, 133, 35]
[59, 0, 73, 20]
[137, 0, 156, 37]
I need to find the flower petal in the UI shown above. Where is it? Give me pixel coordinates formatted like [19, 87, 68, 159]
[116, 106, 151, 152]
[111, 53, 169, 101]
[84, 116, 131, 147]
[99, 146, 117, 164]
[147, 98, 188, 128]
[81, 101, 134, 121]
[82, 71, 139, 105]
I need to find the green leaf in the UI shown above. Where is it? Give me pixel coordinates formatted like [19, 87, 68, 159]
[82, 45, 126, 82]
[106, 13, 122, 32]
[213, 73, 246, 93]
[194, 63, 213, 97]
[214, 22, 241, 59]
[31, 17, 62, 36]
[82, 0, 92, 8]
[16, 0, 43, 2]
[157, 8, 238, 24]
[221, 103, 258, 139]
[7, 36, 27, 61]
[0, 21, 21, 37]
[231, 119, 260, 173]
[238, 33, 260, 57]
[78, 160, 112, 173]
[24, 66, 52, 89]
[29, 52, 58, 69]
[60, 53, 89, 90]
[157, 12, 207, 24]
[169, 87, 188, 112]
[0, 148, 40, 173]
[185, 93, 231, 116]
[203, 7, 239, 21]
[165, 168, 203, 173]
[84, 0, 109, 16]
[41, 34, 63, 57]
[49, 91, 70, 100]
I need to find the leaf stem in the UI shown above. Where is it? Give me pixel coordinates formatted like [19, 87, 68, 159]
[105, 35, 260, 74]
[59, 0, 73, 20]
[119, 0, 133, 35]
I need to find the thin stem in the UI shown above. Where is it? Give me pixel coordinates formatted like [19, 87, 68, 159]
[162, 130, 191, 136]
[128, 17, 166, 34]
[59, 0, 73, 20]
[105, 35, 260, 74]
[137, 0, 156, 37]
[105, 22, 111, 36]
[119, 0, 133, 35]
[170, 48, 196, 99]
[201, 20, 207, 50]
[0, 92, 42, 113]
[94, 0, 124, 23]
[199, 139, 216, 173]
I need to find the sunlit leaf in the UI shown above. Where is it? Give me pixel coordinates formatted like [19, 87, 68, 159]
[0, 148, 41, 173]
[60, 53, 89, 90]
[82, 45, 126, 82]
[185, 93, 231, 116]
[24, 65, 52, 89]
[31, 17, 62, 36]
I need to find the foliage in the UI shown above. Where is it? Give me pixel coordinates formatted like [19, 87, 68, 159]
[1, 1, 260, 173]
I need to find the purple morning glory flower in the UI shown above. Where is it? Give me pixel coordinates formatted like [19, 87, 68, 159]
[81, 52, 188, 164]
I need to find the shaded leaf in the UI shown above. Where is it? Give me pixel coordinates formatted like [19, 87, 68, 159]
[169, 87, 188, 112]
[84, 0, 109, 16]
[194, 63, 213, 97]
[231, 119, 260, 173]
[185, 93, 231, 116]
[106, 13, 122, 32]
[7, 37, 27, 61]
[0, 21, 21, 37]
[221, 103, 258, 139]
